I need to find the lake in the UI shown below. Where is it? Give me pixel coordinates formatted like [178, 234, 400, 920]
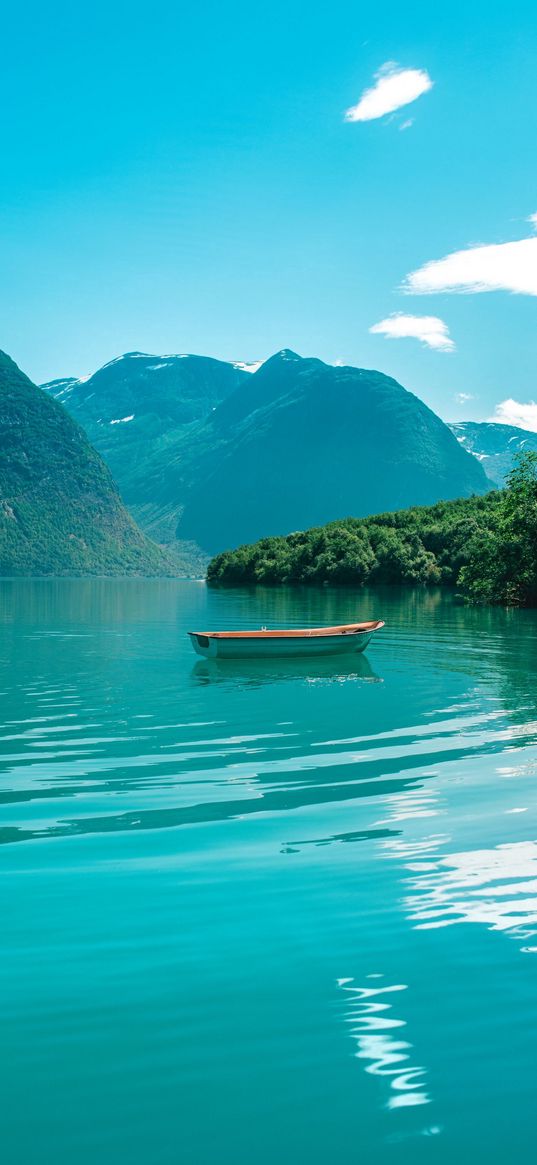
[2, 579, 537, 1164]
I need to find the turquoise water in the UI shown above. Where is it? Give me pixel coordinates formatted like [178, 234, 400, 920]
[2, 580, 537, 1164]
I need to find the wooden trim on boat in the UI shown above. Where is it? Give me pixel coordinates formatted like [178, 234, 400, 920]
[188, 620, 385, 640]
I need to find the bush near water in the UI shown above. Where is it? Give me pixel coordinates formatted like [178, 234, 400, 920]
[208, 453, 537, 607]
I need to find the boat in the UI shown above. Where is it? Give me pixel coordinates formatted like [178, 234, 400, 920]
[188, 620, 385, 659]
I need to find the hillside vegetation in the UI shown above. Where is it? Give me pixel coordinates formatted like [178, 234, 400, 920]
[0, 351, 178, 576]
[43, 349, 489, 554]
[42, 352, 249, 544]
[208, 453, 537, 607]
[178, 350, 489, 551]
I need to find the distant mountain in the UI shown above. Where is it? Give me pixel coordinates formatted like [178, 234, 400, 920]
[177, 351, 490, 552]
[42, 352, 250, 540]
[0, 351, 176, 576]
[42, 376, 79, 399]
[43, 348, 489, 556]
[449, 421, 537, 487]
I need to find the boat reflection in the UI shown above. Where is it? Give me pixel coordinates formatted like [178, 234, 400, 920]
[191, 651, 382, 688]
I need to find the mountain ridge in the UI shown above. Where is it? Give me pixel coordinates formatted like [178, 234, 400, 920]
[176, 352, 489, 551]
[0, 350, 177, 576]
[449, 421, 537, 487]
[41, 348, 490, 556]
[42, 351, 251, 542]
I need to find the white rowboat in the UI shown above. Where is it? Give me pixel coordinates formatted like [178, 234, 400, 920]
[188, 620, 384, 659]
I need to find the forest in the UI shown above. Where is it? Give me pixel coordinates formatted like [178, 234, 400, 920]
[207, 453, 537, 607]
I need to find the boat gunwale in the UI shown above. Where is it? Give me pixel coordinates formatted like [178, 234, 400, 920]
[188, 620, 385, 641]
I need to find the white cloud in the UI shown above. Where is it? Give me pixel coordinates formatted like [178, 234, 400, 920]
[399, 118, 414, 131]
[369, 313, 454, 352]
[455, 392, 475, 405]
[345, 62, 433, 123]
[488, 399, 537, 432]
[404, 215, 537, 297]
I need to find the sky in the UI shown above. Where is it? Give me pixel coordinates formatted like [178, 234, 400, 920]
[2, 0, 537, 425]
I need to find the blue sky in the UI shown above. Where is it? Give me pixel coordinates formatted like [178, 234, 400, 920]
[2, 0, 537, 425]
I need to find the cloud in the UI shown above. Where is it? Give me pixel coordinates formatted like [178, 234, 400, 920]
[455, 392, 475, 405]
[369, 313, 455, 352]
[345, 62, 433, 123]
[399, 118, 414, 131]
[488, 398, 537, 432]
[404, 215, 537, 296]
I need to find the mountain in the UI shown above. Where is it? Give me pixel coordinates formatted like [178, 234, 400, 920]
[42, 348, 489, 556]
[0, 351, 177, 576]
[449, 421, 537, 487]
[177, 351, 490, 552]
[42, 352, 251, 540]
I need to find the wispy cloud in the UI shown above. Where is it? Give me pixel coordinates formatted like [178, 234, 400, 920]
[404, 215, 537, 297]
[345, 62, 433, 123]
[488, 398, 537, 432]
[369, 313, 454, 352]
[455, 392, 475, 405]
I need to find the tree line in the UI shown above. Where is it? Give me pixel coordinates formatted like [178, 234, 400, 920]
[207, 453, 537, 606]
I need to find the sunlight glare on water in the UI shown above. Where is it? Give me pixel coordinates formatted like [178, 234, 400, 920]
[1, 579, 537, 1164]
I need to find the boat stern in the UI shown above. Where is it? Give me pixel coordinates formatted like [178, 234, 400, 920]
[188, 632, 217, 658]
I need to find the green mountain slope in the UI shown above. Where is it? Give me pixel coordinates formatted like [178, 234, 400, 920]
[449, 421, 537, 486]
[42, 352, 249, 539]
[0, 351, 177, 576]
[178, 351, 490, 552]
[43, 349, 490, 556]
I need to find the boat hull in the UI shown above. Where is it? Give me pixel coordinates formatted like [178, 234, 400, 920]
[188, 630, 374, 659]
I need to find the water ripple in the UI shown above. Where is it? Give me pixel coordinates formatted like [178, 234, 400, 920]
[337, 978, 431, 1110]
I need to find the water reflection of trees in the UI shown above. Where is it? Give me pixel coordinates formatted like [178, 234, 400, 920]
[215, 584, 446, 630]
[0, 577, 194, 627]
[3, 580, 537, 848]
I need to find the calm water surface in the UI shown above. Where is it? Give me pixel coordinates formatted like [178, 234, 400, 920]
[2, 580, 537, 1163]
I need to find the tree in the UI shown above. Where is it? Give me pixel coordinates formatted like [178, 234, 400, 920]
[460, 452, 537, 606]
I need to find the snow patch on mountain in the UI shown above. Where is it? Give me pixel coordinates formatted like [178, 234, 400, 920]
[232, 360, 263, 374]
